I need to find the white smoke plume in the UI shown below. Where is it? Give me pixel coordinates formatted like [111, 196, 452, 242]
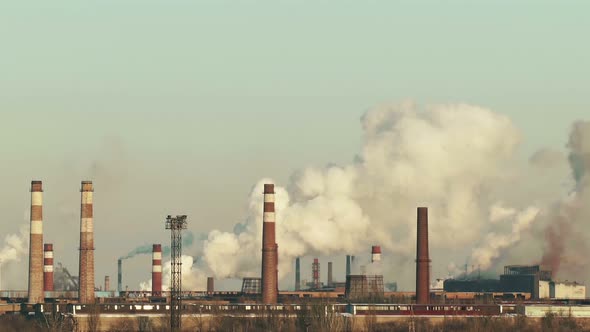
[199, 102, 531, 289]
[471, 205, 540, 270]
[140, 255, 205, 291]
[0, 224, 29, 267]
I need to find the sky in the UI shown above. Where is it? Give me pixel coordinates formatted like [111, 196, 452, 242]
[0, 1, 589, 290]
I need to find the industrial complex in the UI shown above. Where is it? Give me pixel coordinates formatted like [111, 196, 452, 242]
[0, 180, 589, 331]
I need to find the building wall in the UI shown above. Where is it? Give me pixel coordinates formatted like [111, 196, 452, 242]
[538, 281, 550, 299]
[550, 282, 586, 299]
[519, 305, 590, 317]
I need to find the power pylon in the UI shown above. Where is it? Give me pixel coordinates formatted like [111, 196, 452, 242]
[165, 215, 187, 331]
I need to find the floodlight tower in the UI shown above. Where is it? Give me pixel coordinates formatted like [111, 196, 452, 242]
[165, 215, 187, 331]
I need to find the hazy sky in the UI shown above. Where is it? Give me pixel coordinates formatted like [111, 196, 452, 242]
[1, 1, 589, 290]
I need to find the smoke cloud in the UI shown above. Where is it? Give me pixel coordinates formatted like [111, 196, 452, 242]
[0, 224, 29, 267]
[540, 121, 590, 281]
[120, 231, 197, 261]
[198, 102, 533, 289]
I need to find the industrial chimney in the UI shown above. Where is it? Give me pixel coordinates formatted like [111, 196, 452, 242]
[117, 258, 122, 294]
[28, 180, 44, 303]
[207, 277, 214, 294]
[261, 184, 278, 304]
[295, 257, 301, 291]
[371, 246, 382, 263]
[327, 262, 333, 287]
[416, 207, 431, 304]
[43, 243, 54, 292]
[312, 258, 320, 289]
[78, 181, 95, 303]
[105, 276, 110, 292]
[346, 255, 351, 277]
[152, 244, 162, 296]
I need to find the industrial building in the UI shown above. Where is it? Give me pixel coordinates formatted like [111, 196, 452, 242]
[0, 179, 588, 331]
[443, 265, 586, 300]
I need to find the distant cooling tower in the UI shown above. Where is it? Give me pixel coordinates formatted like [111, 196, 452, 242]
[416, 207, 431, 304]
[28, 180, 44, 304]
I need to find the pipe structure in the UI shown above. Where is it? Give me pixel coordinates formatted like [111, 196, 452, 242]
[416, 207, 431, 304]
[261, 183, 278, 303]
[28, 180, 44, 303]
[295, 257, 301, 291]
[43, 243, 54, 292]
[371, 246, 382, 263]
[117, 259, 122, 293]
[105, 276, 110, 292]
[346, 255, 351, 277]
[327, 262, 333, 287]
[78, 181, 95, 303]
[152, 244, 162, 296]
[207, 277, 214, 294]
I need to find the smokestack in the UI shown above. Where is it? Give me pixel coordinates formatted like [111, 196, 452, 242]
[43, 243, 54, 292]
[295, 257, 301, 291]
[371, 246, 382, 263]
[261, 183, 278, 304]
[78, 181, 95, 303]
[152, 244, 162, 296]
[327, 262, 333, 287]
[117, 259, 122, 294]
[104, 276, 110, 292]
[312, 258, 320, 289]
[346, 255, 351, 277]
[28, 180, 44, 303]
[416, 207, 431, 304]
[207, 277, 214, 294]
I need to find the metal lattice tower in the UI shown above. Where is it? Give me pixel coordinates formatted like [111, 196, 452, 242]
[165, 215, 187, 331]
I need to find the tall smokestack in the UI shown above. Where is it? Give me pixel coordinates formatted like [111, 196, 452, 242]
[207, 277, 214, 294]
[43, 243, 54, 292]
[105, 276, 110, 292]
[327, 262, 333, 287]
[312, 258, 320, 289]
[117, 259, 122, 294]
[416, 207, 431, 304]
[295, 257, 301, 291]
[261, 183, 278, 304]
[152, 244, 162, 296]
[346, 255, 351, 277]
[28, 180, 44, 303]
[78, 181, 95, 303]
[371, 246, 382, 263]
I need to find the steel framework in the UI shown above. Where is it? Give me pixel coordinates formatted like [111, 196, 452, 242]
[165, 215, 187, 331]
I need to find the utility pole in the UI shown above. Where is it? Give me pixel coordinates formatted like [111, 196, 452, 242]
[165, 215, 187, 331]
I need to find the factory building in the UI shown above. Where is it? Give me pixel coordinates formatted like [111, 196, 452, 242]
[444, 265, 586, 300]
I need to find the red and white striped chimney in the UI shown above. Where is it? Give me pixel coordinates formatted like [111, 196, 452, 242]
[371, 245, 382, 263]
[28, 180, 44, 303]
[261, 183, 278, 304]
[78, 181, 95, 303]
[152, 244, 162, 296]
[43, 243, 54, 292]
